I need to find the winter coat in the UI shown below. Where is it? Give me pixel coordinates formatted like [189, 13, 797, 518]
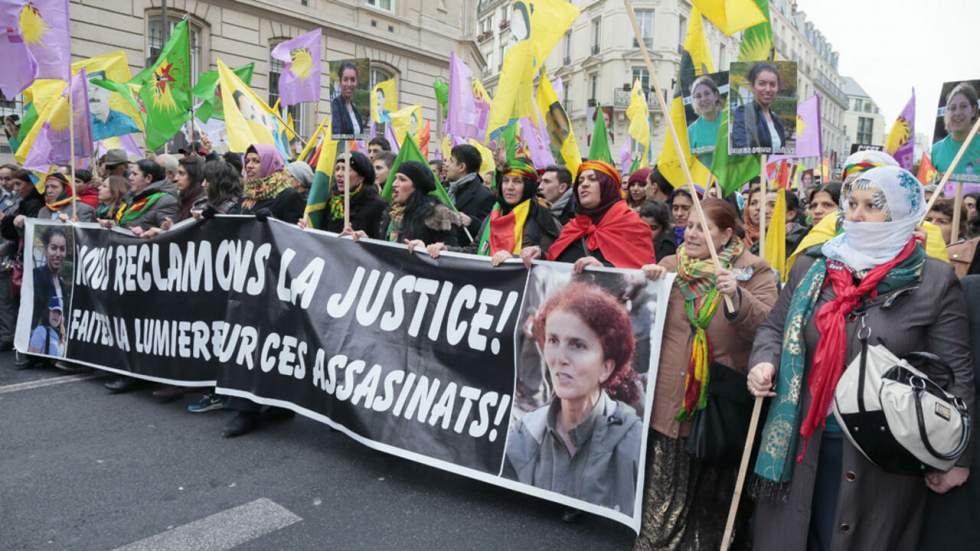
[119, 180, 179, 230]
[324, 185, 388, 239]
[241, 187, 305, 223]
[748, 254, 975, 551]
[449, 172, 495, 244]
[0, 194, 43, 242]
[36, 202, 96, 223]
[918, 274, 980, 550]
[503, 391, 643, 515]
[397, 199, 459, 246]
[651, 249, 776, 438]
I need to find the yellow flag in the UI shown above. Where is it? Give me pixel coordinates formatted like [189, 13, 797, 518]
[218, 58, 280, 152]
[691, 0, 767, 35]
[763, 187, 787, 280]
[389, 104, 423, 144]
[626, 79, 650, 165]
[371, 78, 398, 124]
[440, 135, 453, 161]
[536, 72, 581, 178]
[467, 138, 496, 176]
[657, 7, 714, 188]
[485, 0, 580, 139]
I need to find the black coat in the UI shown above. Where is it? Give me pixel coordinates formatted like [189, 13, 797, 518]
[731, 100, 787, 151]
[0, 194, 43, 242]
[450, 173, 495, 245]
[400, 198, 458, 247]
[325, 185, 388, 239]
[330, 96, 366, 137]
[243, 187, 305, 223]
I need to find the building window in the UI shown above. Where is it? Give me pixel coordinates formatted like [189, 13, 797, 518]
[719, 43, 727, 68]
[589, 73, 598, 104]
[367, 0, 393, 11]
[147, 16, 202, 84]
[633, 9, 654, 49]
[591, 18, 601, 55]
[631, 67, 650, 96]
[499, 41, 506, 70]
[678, 15, 687, 52]
[857, 116, 873, 143]
[562, 30, 572, 64]
[269, 43, 305, 136]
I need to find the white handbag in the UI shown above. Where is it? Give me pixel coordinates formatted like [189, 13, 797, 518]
[832, 321, 971, 475]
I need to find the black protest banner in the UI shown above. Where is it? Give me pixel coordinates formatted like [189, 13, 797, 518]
[16, 218, 671, 531]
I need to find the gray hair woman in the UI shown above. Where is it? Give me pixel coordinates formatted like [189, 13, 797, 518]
[747, 166, 974, 550]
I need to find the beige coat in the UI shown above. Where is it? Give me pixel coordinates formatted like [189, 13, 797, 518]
[650, 250, 777, 438]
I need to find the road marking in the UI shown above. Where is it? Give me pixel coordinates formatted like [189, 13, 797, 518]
[0, 373, 104, 395]
[113, 498, 302, 551]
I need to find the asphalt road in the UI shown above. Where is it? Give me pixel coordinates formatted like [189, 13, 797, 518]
[0, 353, 637, 550]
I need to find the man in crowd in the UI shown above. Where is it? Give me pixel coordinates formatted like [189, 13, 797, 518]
[539, 165, 575, 224]
[445, 144, 494, 245]
[156, 154, 180, 197]
[429, 159, 447, 183]
[367, 137, 390, 161]
[98, 149, 129, 180]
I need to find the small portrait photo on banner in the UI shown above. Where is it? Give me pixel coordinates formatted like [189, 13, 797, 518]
[329, 58, 371, 140]
[728, 60, 798, 156]
[26, 223, 74, 358]
[503, 262, 667, 518]
[684, 70, 730, 168]
[931, 79, 980, 189]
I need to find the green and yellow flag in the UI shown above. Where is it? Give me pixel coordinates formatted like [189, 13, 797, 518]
[657, 7, 714, 189]
[711, 0, 772, 195]
[536, 72, 581, 177]
[381, 134, 454, 210]
[193, 63, 255, 122]
[305, 125, 338, 229]
[131, 20, 192, 151]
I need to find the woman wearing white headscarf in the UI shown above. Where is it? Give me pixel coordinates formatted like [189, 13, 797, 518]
[746, 166, 974, 551]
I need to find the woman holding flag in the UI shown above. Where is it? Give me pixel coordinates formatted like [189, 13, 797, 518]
[520, 160, 654, 271]
[423, 158, 561, 265]
[324, 152, 387, 238]
[637, 198, 776, 550]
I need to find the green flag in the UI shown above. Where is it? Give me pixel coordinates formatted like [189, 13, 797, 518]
[306, 127, 338, 229]
[193, 63, 255, 122]
[13, 102, 37, 152]
[588, 105, 613, 163]
[711, 0, 772, 195]
[433, 78, 449, 118]
[381, 134, 454, 210]
[131, 20, 193, 151]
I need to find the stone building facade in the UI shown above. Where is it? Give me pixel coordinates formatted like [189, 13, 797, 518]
[0, 0, 482, 156]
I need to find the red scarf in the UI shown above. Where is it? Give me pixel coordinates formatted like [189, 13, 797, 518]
[800, 238, 919, 446]
[546, 201, 655, 268]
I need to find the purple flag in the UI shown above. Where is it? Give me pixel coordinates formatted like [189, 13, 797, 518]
[271, 29, 322, 107]
[887, 90, 915, 170]
[520, 116, 554, 168]
[794, 95, 822, 158]
[25, 69, 93, 172]
[619, 135, 634, 175]
[446, 53, 481, 140]
[0, 0, 71, 97]
[385, 122, 400, 155]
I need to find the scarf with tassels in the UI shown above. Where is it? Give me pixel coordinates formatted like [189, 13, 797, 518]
[242, 170, 292, 211]
[117, 192, 167, 226]
[753, 238, 924, 492]
[674, 238, 744, 420]
[328, 183, 364, 223]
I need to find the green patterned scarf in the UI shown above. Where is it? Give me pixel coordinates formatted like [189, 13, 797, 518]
[328, 183, 364, 223]
[753, 245, 926, 495]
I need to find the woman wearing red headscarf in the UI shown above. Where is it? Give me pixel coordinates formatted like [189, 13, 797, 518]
[521, 160, 655, 271]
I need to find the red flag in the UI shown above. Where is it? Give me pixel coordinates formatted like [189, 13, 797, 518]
[917, 152, 937, 185]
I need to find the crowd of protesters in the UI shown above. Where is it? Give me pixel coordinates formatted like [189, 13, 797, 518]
[4, 136, 980, 550]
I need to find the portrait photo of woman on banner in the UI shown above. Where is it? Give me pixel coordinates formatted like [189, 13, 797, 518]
[729, 61, 798, 155]
[504, 266, 665, 517]
[932, 79, 980, 193]
[686, 71, 729, 168]
[28, 295, 65, 357]
[330, 59, 370, 140]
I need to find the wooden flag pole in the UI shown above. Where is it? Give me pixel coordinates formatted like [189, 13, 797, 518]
[68, 81, 77, 222]
[922, 114, 980, 219]
[624, 0, 733, 311]
[721, 397, 764, 551]
[952, 182, 965, 243]
[759, 155, 768, 251]
[298, 116, 328, 161]
[343, 147, 351, 229]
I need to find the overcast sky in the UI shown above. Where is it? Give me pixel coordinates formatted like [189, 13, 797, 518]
[798, 0, 978, 142]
